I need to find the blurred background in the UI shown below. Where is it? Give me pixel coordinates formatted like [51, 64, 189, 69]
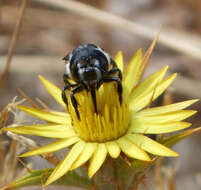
[0, 0, 201, 189]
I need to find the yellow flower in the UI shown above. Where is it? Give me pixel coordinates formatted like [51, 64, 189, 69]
[2, 41, 198, 186]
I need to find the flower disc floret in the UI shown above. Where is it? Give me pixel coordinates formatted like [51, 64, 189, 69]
[66, 83, 130, 142]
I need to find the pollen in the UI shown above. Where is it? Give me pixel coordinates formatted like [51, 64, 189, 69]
[66, 83, 130, 142]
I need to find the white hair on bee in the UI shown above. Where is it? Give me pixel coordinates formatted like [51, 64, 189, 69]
[65, 53, 72, 77]
[65, 62, 71, 76]
[68, 53, 73, 61]
[96, 46, 111, 65]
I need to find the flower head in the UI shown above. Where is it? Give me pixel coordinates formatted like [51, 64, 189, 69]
[2, 40, 198, 186]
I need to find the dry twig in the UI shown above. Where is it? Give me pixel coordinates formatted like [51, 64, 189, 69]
[7, 132, 59, 166]
[0, 0, 27, 89]
[0, 0, 2, 23]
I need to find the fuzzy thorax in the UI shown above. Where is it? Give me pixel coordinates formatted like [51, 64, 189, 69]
[66, 83, 130, 142]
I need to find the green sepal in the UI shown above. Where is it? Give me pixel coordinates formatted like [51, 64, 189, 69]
[113, 157, 156, 189]
[1, 168, 94, 190]
[160, 126, 201, 147]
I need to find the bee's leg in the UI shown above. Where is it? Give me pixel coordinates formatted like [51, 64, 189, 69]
[62, 88, 68, 106]
[81, 82, 89, 91]
[108, 67, 122, 80]
[70, 86, 83, 120]
[63, 73, 70, 84]
[62, 83, 72, 106]
[90, 86, 97, 113]
[96, 79, 103, 90]
[62, 74, 77, 106]
[110, 60, 122, 80]
[103, 77, 122, 104]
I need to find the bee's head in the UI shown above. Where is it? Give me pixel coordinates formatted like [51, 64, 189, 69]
[64, 43, 111, 85]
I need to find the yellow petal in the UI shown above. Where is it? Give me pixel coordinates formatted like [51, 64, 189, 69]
[114, 51, 124, 72]
[137, 99, 199, 116]
[129, 66, 168, 100]
[88, 143, 107, 178]
[45, 141, 85, 186]
[39, 75, 66, 108]
[50, 111, 70, 117]
[127, 134, 178, 157]
[18, 106, 70, 125]
[123, 49, 142, 99]
[133, 110, 196, 123]
[106, 141, 121, 158]
[128, 121, 191, 134]
[3, 124, 75, 138]
[117, 137, 150, 161]
[153, 73, 177, 100]
[19, 137, 80, 157]
[71, 143, 97, 170]
[130, 73, 177, 112]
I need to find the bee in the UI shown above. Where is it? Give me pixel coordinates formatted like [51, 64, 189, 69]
[62, 43, 122, 119]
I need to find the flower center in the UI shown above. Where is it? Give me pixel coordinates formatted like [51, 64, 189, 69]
[66, 83, 130, 142]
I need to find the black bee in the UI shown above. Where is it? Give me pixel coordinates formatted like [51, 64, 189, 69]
[62, 43, 122, 119]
